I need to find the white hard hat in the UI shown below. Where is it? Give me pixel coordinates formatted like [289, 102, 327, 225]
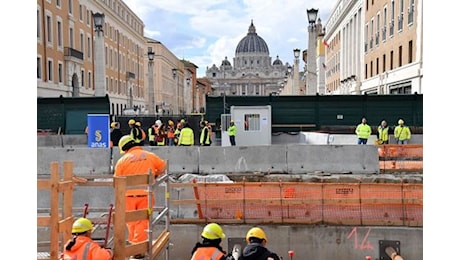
[155, 120, 162, 126]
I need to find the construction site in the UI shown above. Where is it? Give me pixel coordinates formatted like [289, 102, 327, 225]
[37, 132, 422, 260]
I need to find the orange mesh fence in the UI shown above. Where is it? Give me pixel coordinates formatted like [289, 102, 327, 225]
[192, 182, 422, 227]
[378, 144, 423, 172]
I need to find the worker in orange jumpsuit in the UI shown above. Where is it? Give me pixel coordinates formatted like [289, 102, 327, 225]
[114, 135, 166, 258]
[191, 223, 235, 260]
[61, 217, 113, 260]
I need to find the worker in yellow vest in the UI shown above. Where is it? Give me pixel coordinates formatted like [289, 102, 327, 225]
[178, 122, 194, 146]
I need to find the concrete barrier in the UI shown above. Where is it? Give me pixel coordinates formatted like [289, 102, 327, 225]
[286, 145, 379, 174]
[39, 144, 379, 175]
[37, 147, 111, 175]
[198, 145, 288, 174]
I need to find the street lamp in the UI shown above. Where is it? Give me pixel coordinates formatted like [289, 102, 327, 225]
[147, 47, 155, 114]
[172, 68, 178, 114]
[93, 12, 106, 96]
[306, 8, 318, 24]
[306, 8, 319, 95]
[293, 48, 301, 95]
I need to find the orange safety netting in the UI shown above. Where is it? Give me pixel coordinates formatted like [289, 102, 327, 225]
[193, 182, 422, 227]
[378, 144, 423, 172]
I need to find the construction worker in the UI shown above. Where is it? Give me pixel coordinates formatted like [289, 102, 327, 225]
[148, 123, 158, 146]
[114, 135, 167, 258]
[394, 119, 411, 144]
[355, 117, 372, 145]
[228, 119, 237, 146]
[156, 124, 167, 146]
[135, 121, 146, 146]
[240, 227, 280, 260]
[200, 121, 212, 146]
[61, 217, 113, 260]
[128, 119, 141, 145]
[178, 122, 195, 146]
[167, 120, 176, 146]
[376, 120, 389, 144]
[191, 223, 235, 260]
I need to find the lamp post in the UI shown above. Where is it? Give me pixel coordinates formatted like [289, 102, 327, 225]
[306, 8, 318, 95]
[93, 12, 106, 96]
[172, 68, 178, 114]
[147, 47, 155, 114]
[293, 48, 301, 95]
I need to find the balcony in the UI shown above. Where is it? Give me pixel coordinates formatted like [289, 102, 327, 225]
[64, 47, 83, 63]
[126, 71, 135, 79]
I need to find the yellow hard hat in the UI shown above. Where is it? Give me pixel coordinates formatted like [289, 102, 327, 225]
[168, 120, 174, 126]
[180, 119, 186, 124]
[118, 135, 135, 154]
[135, 121, 141, 127]
[110, 122, 117, 128]
[72, 218, 93, 233]
[128, 119, 136, 125]
[201, 223, 226, 240]
[398, 119, 404, 125]
[246, 227, 267, 242]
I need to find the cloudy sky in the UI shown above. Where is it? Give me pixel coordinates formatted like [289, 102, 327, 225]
[123, 0, 338, 77]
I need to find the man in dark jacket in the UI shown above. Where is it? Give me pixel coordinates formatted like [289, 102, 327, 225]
[240, 227, 280, 260]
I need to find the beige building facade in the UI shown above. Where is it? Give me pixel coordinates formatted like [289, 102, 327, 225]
[37, 0, 196, 118]
[323, 0, 422, 95]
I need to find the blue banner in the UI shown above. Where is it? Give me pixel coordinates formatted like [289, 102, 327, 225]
[87, 114, 110, 148]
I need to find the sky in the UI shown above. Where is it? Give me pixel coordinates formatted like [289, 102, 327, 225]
[123, 0, 337, 77]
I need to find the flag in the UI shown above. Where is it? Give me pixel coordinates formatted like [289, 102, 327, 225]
[323, 39, 330, 48]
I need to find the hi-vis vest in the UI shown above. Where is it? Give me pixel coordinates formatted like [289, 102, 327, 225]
[191, 247, 224, 260]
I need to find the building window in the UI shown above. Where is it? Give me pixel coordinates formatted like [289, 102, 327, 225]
[398, 0, 404, 31]
[68, 0, 73, 15]
[80, 32, 84, 56]
[244, 114, 260, 131]
[57, 0, 61, 8]
[390, 1, 395, 36]
[69, 27, 74, 48]
[37, 9, 41, 39]
[408, 0, 415, 25]
[382, 7, 387, 42]
[398, 45, 403, 67]
[37, 57, 42, 79]
[87, 36, 91, 59]
[408, 41, 413, 63]
[58, 63, 63, 83]
[88, 71, 92, 89]
[81, 70, 85, 87]
[46, 14, 52, 44]
[376, 58, 379, 75]
[47, 59, 53, 81]
[376, 13, 380, 45]
[382, 54, 386, 73]
[390, 51, 394, 70]
[370, 61, 373, 77]
[57, 20, 63, 48]
[79, 4, 83, 21]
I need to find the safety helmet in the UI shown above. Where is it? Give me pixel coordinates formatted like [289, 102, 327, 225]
[398, 119, 404, 125]
[168, 120, 174, 126]
[180, 119, 186, 124]
[230, 119, 234, 123]
[118, 135, 135, 154]
[246, 227, 267, 243]
[128, 119, 136, 125]
[201, 223, 226, 240]
[135, 121, 141, 127]
[110, 122, 117, 128]
[72, 218, 93, 233]
[155, 120, 162, 126]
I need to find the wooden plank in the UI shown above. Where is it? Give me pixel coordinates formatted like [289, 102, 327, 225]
[37, 179, 50, 190]
[125, 241, 149, 258]
[125, 209, 149, 223]
[37, 216, 50, 226]
[151, 230, 170, 259]
[112, 177, 127, 260]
